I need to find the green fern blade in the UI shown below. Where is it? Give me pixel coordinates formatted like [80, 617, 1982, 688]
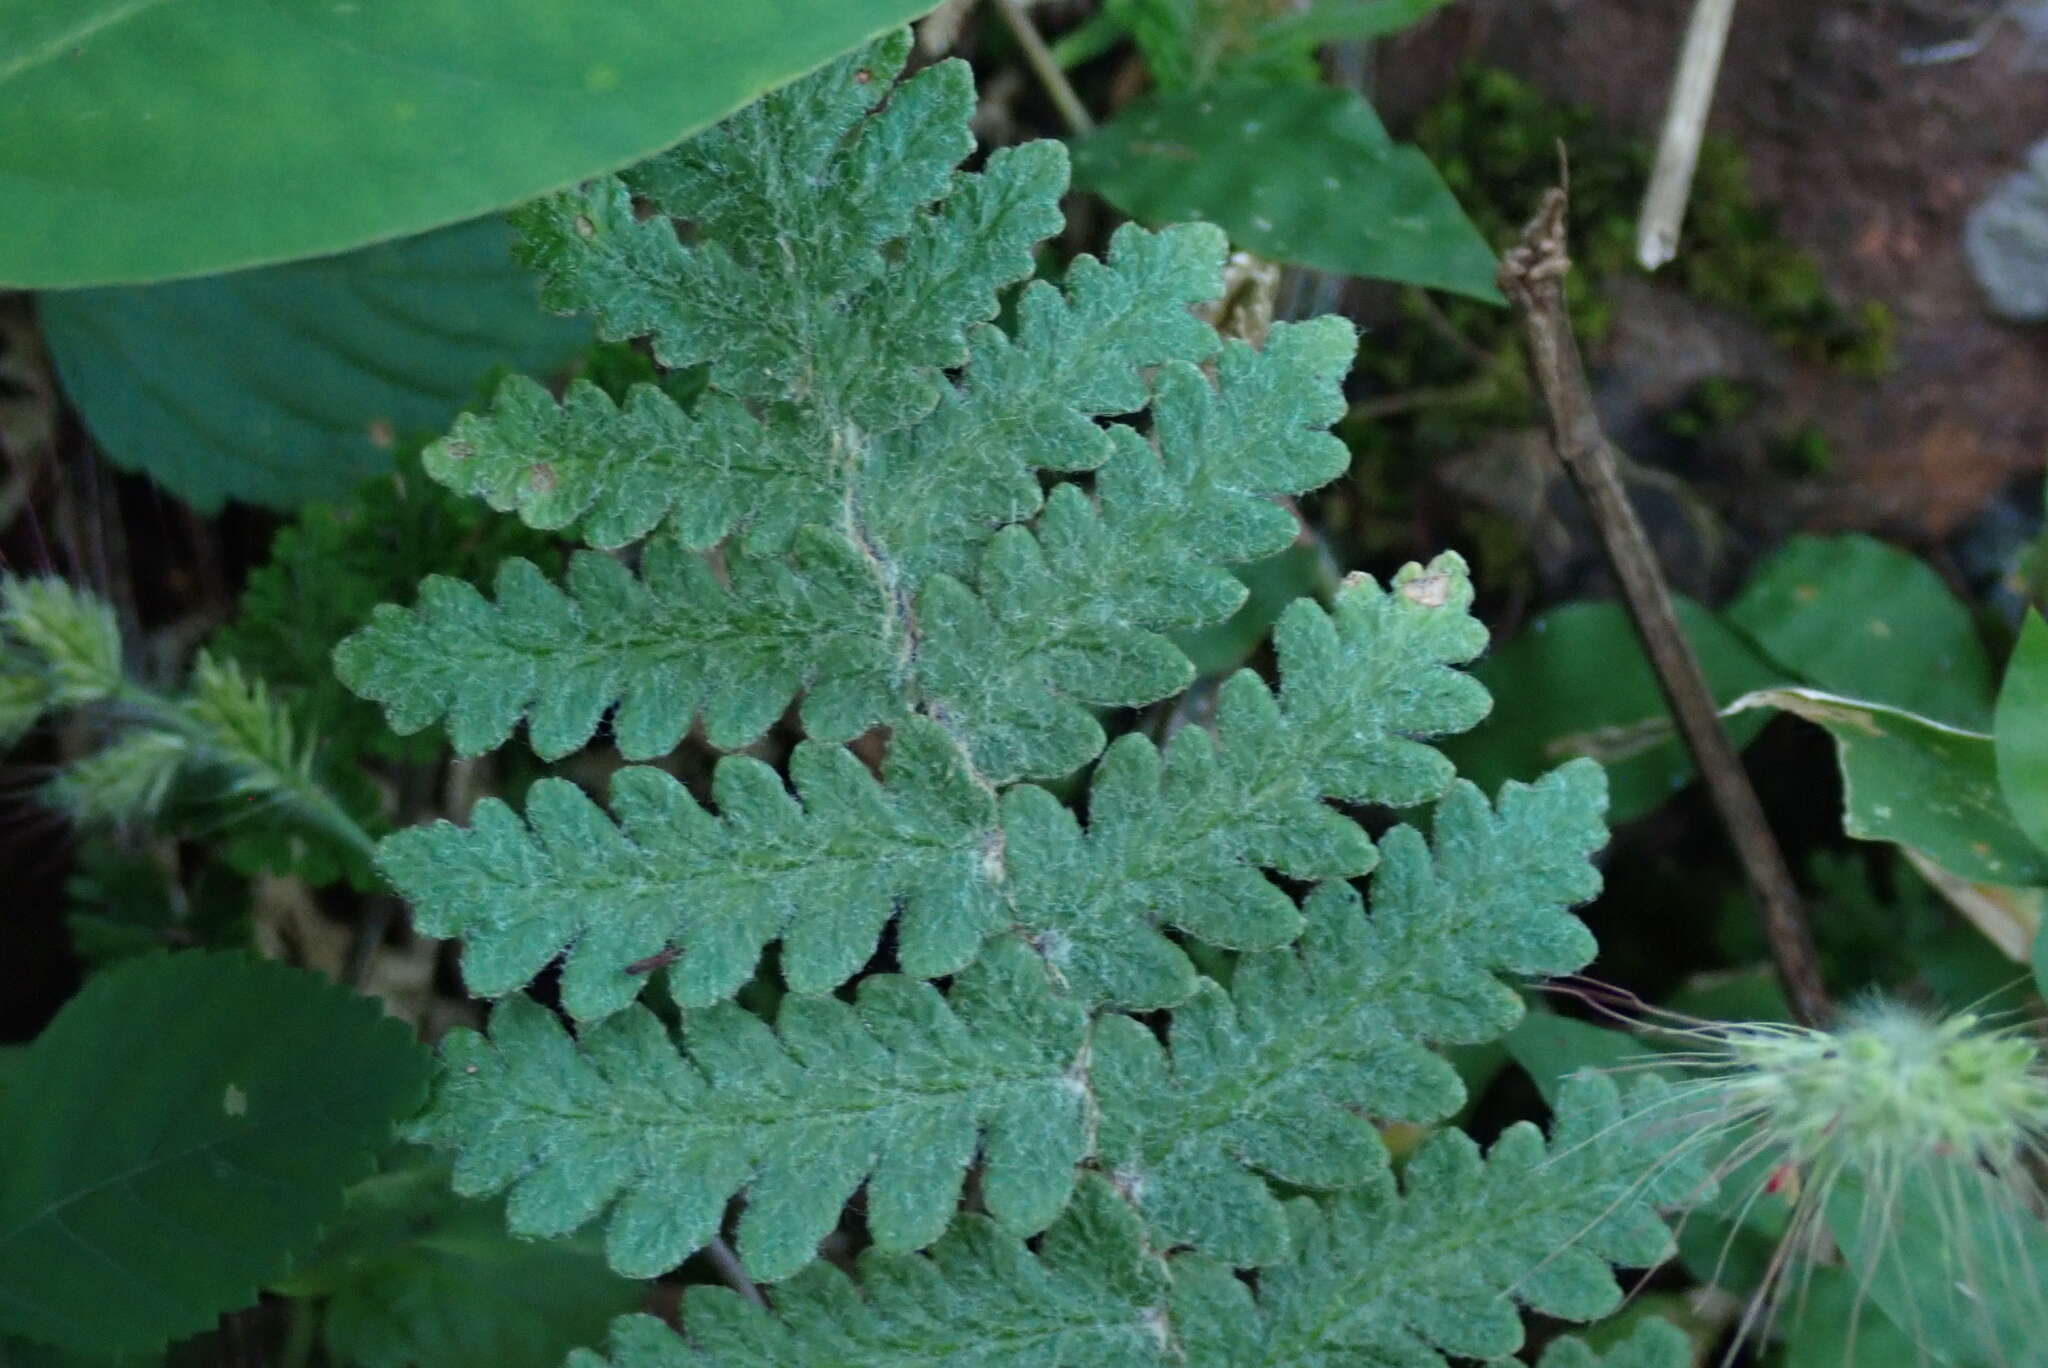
[1221, 1074, 1698, 1364]
[371, 560, 1491, 1019]
[410, 941, 1088, 1282]
[901, 320, 1354, 783]
[999, 557, 1492, 1008]
[332, 534, 894, 760]
[858, 221, 1225, 587]
[569, 1080, 1692, 1366]
[377, 719, 1000, 1018]
[1539, 1321, 1695, 1368]
[423, 376, 771, 552]
[1091, 761, 1610, 1264]
[574, 1180, 1173, 1368]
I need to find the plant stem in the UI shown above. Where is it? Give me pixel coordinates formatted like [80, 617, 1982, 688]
[1637, 0, 1738, 269]
[1498, 187, 1831, 1027]
[994, 0, 1095, 135]
[280, 1296, 321, 1368]
[703, 1236, 769, 1307]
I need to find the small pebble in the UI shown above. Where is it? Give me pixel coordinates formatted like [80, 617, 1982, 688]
[1964, 137, 2048, 322]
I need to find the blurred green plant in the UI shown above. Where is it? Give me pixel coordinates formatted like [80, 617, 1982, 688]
[1, 576, 378, 888]
[1063, 0, 1500, 299]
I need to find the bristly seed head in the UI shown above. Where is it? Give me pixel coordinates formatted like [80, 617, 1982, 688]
[1706, 1001, 2048, 1175]
[1616, 997, 2048, 1363]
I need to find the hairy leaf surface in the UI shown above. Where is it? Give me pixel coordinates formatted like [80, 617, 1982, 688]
[340, 34, 1375, 781]
[566, 1077, 1692, 1365]
[411, 942, 1087, 1281]
[377, 559, 1488, 1017]
[1090, 762, 1606, 1263]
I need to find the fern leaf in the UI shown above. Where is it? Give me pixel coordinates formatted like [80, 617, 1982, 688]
[566, 1077, 1692, 1365]
[425, 377, 760, 552]
[1538, 1321, 1694, 1368]
[1089, 760, 1608, 1265]
[333, 535, 894, 760]
[1210, 1073, 1698, 1364]
[570, 1179, 1171, 1368]
[378, 719, 1001, 1018]
[372, 558, 1488, 1018]
[516, 37, 1047, 433]
[999, 556, 1492, 1008]
[410, 940, 1086, 1281]
[345, 33, 1332, 780]
[409, 760, 1608, 1284]
[856, 220, 1228, 586]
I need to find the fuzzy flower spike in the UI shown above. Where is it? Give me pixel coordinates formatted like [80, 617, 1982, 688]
[1592, 995, 2048, 1365]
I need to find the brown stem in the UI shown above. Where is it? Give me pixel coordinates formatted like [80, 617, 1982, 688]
[1497, 187, 1830, 1027]
[703, 1236, 768, 1307]
[993, 0, 1095, 135]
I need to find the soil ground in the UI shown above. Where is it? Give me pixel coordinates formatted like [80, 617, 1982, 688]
[1385, 0, 2048, 543]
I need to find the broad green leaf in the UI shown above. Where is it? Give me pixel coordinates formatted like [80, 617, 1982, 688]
[1728, 534, 1996, 730]
[0, 1, 942, 286]
[1070, 84, 1501, 301]
[1826, 1167, 2048, 1368]
[38, 218, 589, 511]
[0, 953, 429, 1356]
[1442, 599, 1783, 823]
[1779, 1266, 1926, 1368]
[1255, 0, 1460, 47]
[1994, 609, 2048, 857]
[1896, 850, 2044, 967]
[1727, 687, 2048, 887]
[410, 942, 1088, 1282]
[280, 1154, 640, 1368]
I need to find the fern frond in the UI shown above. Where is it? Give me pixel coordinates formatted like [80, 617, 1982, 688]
[335, 537, 894, 761]
[341, 29, 1683, 1331]
[571, 1179, 1170, 1368]
[1538, 1321, 1694, 1368]
[1090, 760, 1608, 1266]
[1247, 1074, 1697, 1363]
[342, 27, 1392, 785]
[211, 441, 561, 769]
[375, 558, 1488, 1019]
[412, 759, 1609, 1283]
[378, 718, 1000, 1018]
[409, 941, 1087, 1282]
[565, 1077, 1694, 1367]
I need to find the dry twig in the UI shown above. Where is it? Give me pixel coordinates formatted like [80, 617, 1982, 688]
[1499, 187, 1831, 1027]
[1637, 0, 1738, 269]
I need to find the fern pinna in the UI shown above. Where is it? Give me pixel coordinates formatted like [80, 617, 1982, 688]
[337, 32, 1690, 1364]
